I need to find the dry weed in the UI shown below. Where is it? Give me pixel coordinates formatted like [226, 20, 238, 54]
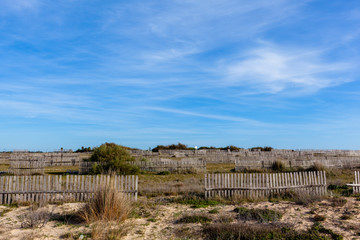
[91, 221, 129, 240]
[79, 186, 132, 223]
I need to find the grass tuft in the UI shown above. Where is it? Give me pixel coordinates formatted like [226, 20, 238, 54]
[79, 186, 132, 223]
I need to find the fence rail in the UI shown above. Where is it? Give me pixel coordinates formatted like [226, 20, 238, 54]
[348, 171, 360, 194]
[0, 175, 138, 204]
[205, 171, 326, 199]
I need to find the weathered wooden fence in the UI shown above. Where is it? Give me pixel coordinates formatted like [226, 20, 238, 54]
[10, 152, 81, 166]
[130, 160, 206, 173]
[347, 171, 360, 194]
[0, 175, 138, 204]
[79, 161, 96, 174]
[8, 160, 45, 175]
[80, 160, 206, 174]
[205, 171, 327, 199]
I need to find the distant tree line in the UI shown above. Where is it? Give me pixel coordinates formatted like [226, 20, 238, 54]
[75, 146, 94, 153]
[151, 143, 273, 152]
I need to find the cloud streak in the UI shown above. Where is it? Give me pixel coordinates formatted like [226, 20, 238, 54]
[222, 46, 354, 94]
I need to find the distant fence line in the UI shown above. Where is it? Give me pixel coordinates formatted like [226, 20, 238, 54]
[0, 175, 138, 204]
[205, 171, 327, 199]
[8, 160, 45, 175]
[9, 152, 82, 167]
[130, 149, 360, 167]
[79, 159, 206, 174]
[234, 158, 360, 170]
[129, 159, 206, 173]
[4, 149, 360, 170]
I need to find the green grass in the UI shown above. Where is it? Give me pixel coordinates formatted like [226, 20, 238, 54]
[172, 195, 221, 208]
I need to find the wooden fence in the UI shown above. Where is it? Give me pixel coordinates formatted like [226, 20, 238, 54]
[79, 161, 96, 174]
[0, 175, 138, 204]
[8, 160, 45, 175]
[205, 171, 327, 199]
[130, 160, 206, 173]
[80, 160, 206, 174]
[347, 171, 360, 194]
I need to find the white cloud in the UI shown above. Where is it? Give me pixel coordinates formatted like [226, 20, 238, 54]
[223, 46, 353, 93]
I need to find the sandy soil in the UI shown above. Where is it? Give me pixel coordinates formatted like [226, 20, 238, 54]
[0, 197, 360, 240]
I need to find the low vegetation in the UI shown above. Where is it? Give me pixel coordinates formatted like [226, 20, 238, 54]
[172, 195, 221, 208]
[177, 214, 212, 224]
[89, 142, 139, 175]
[234, 207, 282, 223]
[203, 222, 343, 240]
[79, 186, 132, 223]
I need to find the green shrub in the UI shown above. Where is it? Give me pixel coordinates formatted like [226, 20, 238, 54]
[89, 143, 139, 175]
[327, 184, 352, 196]
[157, 171, 170, 175]
[177, 214, 212, 224]
[234, 207, 282, 223]
[208, 208, 219, 214]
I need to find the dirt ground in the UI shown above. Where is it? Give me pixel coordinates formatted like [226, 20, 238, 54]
[0, 196, 360, 240]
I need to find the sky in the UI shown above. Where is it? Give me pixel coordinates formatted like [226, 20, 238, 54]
[0, 0, 360, 151]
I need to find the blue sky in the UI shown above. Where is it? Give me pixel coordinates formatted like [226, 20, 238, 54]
[1, 0, 359, 151]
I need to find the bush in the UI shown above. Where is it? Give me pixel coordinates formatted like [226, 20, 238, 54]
[79, 186, 132, 223]
[152, 143, 189, 152]
[234, 207, 282, 223]
[177, 214, 212, 224]
[272, 160, 285, 171]
[328, 184, 352, 196]
[249, 146, 273, 152]
[172, 195, 221, 208]
[20, 208, 52, 228]
[89, 143, 139, 175]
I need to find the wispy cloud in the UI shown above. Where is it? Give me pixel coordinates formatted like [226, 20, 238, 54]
[146, 106, 265, 126]
[221, 45, 353, 94]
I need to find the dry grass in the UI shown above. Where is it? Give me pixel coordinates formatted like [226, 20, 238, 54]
[138, 173, 203, 196]
[44, 165, 79, 174]
[0, 164, 9, 171]
[91, 221, 129, 240]
[79, 186, 132, 223]
[206, 163, 235, 173]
